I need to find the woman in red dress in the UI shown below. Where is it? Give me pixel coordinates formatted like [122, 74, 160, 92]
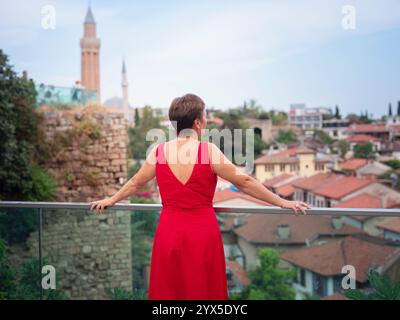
[90, 94, 309, 300]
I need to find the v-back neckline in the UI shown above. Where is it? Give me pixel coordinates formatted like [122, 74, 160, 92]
[161, 141, 202, 187]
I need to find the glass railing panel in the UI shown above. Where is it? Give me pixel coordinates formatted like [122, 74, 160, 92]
[0, 206, 40, 299]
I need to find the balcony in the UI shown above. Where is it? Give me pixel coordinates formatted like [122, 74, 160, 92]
[0, 201, 399, 300]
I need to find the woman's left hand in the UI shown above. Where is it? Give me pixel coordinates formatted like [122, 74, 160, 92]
[89, 197, 115, 214]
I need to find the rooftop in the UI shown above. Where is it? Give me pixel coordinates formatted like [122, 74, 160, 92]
[280, 235, 400, 282]
[232, 214, 358, 245]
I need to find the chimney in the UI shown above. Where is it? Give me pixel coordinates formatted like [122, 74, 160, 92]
[22, 70, 28, 80]
[277, 224, 290, 239]
[331, 217, 343, 229]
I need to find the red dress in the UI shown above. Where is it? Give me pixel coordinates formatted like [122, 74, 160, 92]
[148, 140, 228, 300]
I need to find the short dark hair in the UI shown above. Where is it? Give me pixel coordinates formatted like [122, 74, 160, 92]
[169, 94, 205, 135]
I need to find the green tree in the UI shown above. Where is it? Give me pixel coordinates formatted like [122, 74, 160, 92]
[275, 129, 297, 145]
[128, 105, 166, 160]
[314, 129, 334, 145]
[336, 140, 350, 158]
[14, 257, 67, 300]
[389, 103, 393, 117]
[0, 50, 44, 200]
[385, 159, 400, 170]
[0, 239, 16, 299]
[240, 248, 297, 300]
[345, 269, 400, 300]
[0, 50, 57, 204]
[334, 105, 341, 119]
[134, 107, 140, 126]
[354, 142, 375, 159]
[0, 209, 37, 244]
[130, 218, 153, 291]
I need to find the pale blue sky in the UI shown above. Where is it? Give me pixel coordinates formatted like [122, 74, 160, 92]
[0, 0, 399, 117]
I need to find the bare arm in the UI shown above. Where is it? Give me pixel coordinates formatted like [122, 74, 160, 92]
[209, 142, 309, 214]
[90, 144, 158, 213]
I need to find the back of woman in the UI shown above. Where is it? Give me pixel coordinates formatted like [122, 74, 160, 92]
[148, 96, 228, 299]
[90, 93, 309, 300]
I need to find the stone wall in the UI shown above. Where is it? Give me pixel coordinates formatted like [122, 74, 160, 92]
[37, 104, 130, 202]
[10, 105, 133, 299]
[27, 209, 132, 299]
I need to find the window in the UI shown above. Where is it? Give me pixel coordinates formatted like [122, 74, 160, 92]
[303, 191, 308, 202]
[326, 199, 331, 208]
[280, 164, 286, 172]
[265, 164, 274, 172]
[299, 269, 306, 287]
[313, 273, 327, 297]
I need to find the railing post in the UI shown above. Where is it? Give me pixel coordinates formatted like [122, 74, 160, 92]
[38, 207, 43, 300]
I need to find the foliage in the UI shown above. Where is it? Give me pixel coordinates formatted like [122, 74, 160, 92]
[24, 165, 57, 201]
[345, 269, 400, 300]
[130, 217, 153, 291]
[314, 129, 334, 145]
[14, 257, 67, 300]
[128, 106, 166, 160]
[354, 142, 375, 159]
[107, 287, 147, 300]
[238, 248, 297, 300]
[336, 139, 350, 158]
[0, 209, 37, 244]
[266, 110, 288, 126]
[385, 159, 400, 170]
[76, 119, 102, 140]
[0, 240, 67, 300]
[0, 239, 16, 299]
[0, 49, 43, 201]
[275, 129, 297, 145]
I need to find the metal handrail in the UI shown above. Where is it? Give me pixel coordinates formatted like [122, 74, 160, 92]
[1, 201, 400, 216]
[1, 200, 399, 300]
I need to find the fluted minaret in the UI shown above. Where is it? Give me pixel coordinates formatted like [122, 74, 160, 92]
[122, 59, 129, 121]
[80, 6, 101, 103]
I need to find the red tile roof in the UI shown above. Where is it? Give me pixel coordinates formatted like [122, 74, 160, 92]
[292, 173, 341, 191]
[377, 218, 400, 234]
[255, 147, 315, 165]
[333, 193, 381, 209]
[275, 183, 296, 198]
[254, 154, 299, 164]
[348, 134, 379, 143]
[233, 214, 358, 245]
[340, 158, 368, 171]
[349, 124, 389, 133]
[277, 146, 315, 156]
[213, 189, 269, 206]
[226, 260, 250, 287]
[280, 236, 399, 282]
[333, 193, 382, 221]
[313, 176, 373, 200]
[263, 174, 293, 188]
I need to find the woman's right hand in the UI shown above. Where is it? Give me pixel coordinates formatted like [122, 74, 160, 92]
[279, 199, 310, 215]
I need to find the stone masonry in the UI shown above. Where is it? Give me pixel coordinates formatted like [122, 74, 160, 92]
[14, 105, 133, 299]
